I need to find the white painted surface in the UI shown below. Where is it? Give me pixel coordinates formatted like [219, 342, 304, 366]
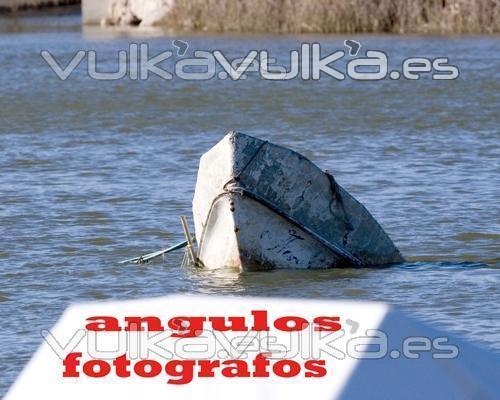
[5, 295, 499, 399]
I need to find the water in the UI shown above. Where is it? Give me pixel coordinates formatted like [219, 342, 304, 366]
[0, 13, 499, 395]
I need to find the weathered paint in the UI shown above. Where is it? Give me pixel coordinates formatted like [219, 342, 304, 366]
[193, 131, 404, 271]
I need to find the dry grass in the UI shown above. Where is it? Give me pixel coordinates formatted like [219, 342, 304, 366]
[164, 0, 500, 34]
[1, 0, 499, 33]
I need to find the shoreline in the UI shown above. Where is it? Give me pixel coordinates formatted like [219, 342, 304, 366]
[1, 0, 500, 35]
[2, 13, 500, 38]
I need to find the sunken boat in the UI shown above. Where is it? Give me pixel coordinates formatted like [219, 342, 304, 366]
[192, 131, 403, 271]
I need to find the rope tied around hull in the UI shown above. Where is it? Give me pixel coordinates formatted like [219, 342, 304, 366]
[222, 184, 363, 266]
[202, 137, 363, 267]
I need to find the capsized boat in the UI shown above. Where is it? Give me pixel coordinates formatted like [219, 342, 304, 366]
[192, 131, 404, 271]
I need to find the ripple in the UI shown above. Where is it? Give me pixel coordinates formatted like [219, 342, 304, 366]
[342, 288, 368, 297]
[81, 290, 111, 300]
[454, 232, 500, 241]
[83, 237, 116, 246]
[0, 293, 10, 302]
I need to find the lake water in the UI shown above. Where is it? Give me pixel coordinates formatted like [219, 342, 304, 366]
[0, 12, 499, 396]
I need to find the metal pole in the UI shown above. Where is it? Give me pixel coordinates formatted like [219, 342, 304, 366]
[180, 215, 197, 266]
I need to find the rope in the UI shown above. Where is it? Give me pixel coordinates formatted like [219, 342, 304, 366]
[222, 186, 362, 266]
[200, 139, 363, 267]
[199, 188, 362, 265]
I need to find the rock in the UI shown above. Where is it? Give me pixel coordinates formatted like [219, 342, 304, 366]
[129, 0, 173, 26]
[106, 0, 138, 26]
[104, 0, 173, 27]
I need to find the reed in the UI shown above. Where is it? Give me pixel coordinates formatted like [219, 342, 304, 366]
[2, 0, 499, 33]
[164, 0, 500, 34]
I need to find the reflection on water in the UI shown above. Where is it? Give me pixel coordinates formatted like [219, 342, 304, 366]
[0, 14, 499, 396]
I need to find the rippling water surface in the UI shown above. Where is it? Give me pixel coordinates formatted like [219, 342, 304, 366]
[0, 13, 499, 395]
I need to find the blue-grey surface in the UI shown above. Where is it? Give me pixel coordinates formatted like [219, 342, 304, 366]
[0, 13, 499, 396]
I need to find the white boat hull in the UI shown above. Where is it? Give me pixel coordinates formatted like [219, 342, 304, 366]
[193, 131, 403, 271]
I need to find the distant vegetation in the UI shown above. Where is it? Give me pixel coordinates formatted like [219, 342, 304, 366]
[2, 0, 500, 34]
[165, 0, 500, 34]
